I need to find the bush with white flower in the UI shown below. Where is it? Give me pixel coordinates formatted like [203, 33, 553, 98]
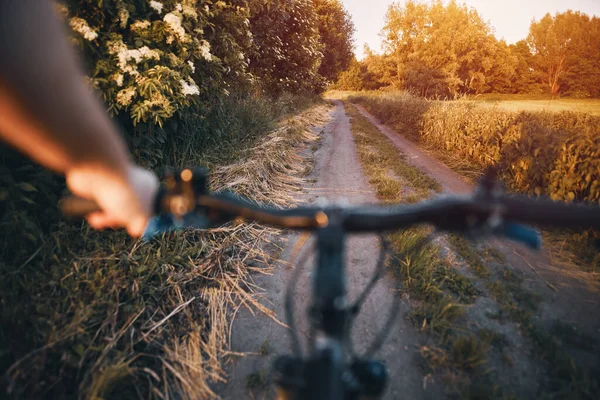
[62, 0, 253, 131]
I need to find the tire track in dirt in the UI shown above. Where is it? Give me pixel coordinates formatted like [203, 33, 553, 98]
[215, 101, 441, 399]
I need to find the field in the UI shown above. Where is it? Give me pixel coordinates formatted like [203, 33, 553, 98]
[345, 89, 600, 312]
[462, 98, 600, 116]
[327, 91, 600, 115]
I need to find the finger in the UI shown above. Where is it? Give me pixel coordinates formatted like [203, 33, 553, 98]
[126, 215, 148, 238]
[87, 212, 123, 230]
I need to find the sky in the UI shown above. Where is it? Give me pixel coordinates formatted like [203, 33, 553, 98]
[340, 0, 600, 59]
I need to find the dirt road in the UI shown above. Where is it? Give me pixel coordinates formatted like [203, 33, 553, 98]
[215, 101, 440, 399]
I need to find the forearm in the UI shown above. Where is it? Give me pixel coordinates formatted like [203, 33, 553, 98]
[0, 0, 130, 176]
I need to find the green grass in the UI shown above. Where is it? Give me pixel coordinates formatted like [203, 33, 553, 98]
[451, 335, 490, 371]
[346, 103, 440, 198]
[451, 233, 600, 399]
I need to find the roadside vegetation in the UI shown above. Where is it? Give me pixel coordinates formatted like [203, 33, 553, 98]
[349, 91, 600, 290]
[1, 96, 330, 399]
[346, 103, 497, 397]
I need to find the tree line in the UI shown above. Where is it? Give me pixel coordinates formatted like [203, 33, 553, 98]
[336, 0, 600, 98]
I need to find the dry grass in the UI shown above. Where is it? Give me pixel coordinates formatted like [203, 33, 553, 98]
[463, 99, 600, 116]
[1, 103, 331, 399]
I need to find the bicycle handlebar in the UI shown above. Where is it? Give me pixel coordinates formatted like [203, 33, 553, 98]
[59, 171, 600, 241]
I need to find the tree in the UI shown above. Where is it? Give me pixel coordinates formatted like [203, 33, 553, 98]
[559, 16, 600, 97]
[475, 40, 518, 94]
[334, 56, 382, 91]
[381, 0, 516, 97]
[248, 0, 323, 94]
[528, 11, 588, 95]
[313, 0, 355, 83]
[362, 45, 399, 89]
[508, 40, 539, 93]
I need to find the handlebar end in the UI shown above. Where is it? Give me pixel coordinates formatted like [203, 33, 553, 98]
[501, 223, 542, 250]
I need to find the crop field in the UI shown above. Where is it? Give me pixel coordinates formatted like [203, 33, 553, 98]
[348, 90, 600, 290]
[463, 98, 600, 116]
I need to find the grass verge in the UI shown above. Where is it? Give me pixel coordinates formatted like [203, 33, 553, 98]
[449, 234, 600, 399]
[0, 96, 329, 399]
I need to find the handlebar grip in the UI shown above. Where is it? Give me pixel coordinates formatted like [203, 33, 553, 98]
[501, 223, 542, 250]
[59, 196, 102, 217]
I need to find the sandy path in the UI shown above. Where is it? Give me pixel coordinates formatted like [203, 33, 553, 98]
[215, 101, 440, 399]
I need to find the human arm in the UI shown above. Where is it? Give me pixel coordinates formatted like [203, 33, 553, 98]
[0, 1, 157, 236]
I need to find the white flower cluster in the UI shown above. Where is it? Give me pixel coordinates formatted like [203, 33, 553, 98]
[141, 91, 173, 113]
[131, 20, 151, 31]
[187, 60, 195, 73]
[182, 4, 197, 19]
[180, 78, 200, 96]
[114, 73, 124, 87]
[108, 39, 161, 75]
[198, 40, 212, 61]
[163, 13, 188, 44]
[149, 1, 163, 14]
[116, 87, 137, 106]
[69, 17, 98, 41]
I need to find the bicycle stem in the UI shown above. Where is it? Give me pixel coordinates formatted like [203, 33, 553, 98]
[312, 214, 347, 340]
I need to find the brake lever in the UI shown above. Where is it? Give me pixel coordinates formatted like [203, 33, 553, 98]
[142, 191, 242, 240]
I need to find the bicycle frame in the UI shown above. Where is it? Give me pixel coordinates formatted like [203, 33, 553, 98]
[273, 208, 388, 400]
